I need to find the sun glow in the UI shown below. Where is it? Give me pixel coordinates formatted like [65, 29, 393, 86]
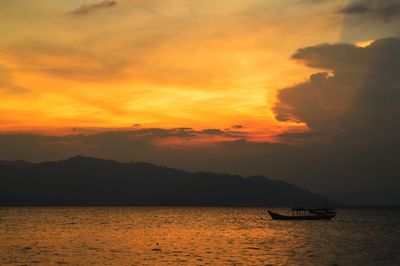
[354, 40, 374, 48]
[0, 0, 344, 144]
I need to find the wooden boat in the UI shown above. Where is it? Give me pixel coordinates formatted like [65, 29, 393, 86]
[268, 208, 336, 220]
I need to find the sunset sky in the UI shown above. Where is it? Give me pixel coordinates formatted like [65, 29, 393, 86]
[1, 0, 400, 204]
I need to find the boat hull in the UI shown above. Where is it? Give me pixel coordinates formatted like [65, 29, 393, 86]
[268, 210, 335, 220]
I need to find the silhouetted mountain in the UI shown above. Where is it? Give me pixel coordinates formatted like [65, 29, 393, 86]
[0, 156, 334, 207]
[0, 160, 33, 168]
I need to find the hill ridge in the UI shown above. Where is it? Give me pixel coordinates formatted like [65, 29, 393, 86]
[0, 156, 334, 207]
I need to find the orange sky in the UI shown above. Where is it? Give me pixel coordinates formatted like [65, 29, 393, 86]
[0, 0, 387, 143]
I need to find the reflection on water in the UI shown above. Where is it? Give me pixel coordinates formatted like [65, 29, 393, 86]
[0, 208, 399, 265]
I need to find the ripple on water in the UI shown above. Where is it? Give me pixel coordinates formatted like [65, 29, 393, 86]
[0, 208, 399, 265]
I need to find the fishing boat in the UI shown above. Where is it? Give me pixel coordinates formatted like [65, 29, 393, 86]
[268, 208, 336, 220]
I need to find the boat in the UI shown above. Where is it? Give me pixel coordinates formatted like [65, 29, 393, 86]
[268, 208, 336, 220]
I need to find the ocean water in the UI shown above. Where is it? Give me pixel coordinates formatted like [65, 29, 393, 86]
[0, 208, 399, 265]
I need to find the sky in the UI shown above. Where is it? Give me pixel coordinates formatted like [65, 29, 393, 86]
[1, 0, 400, 204]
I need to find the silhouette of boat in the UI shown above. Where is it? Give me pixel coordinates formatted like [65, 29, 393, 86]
[268, 208, 336, 220]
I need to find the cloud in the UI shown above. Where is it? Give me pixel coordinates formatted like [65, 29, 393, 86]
[71, 127, 246, 144]
[270, 37, 400, 204]
[131, 127, 246, 142]
[71, 0, 118, 16]
[339, 0, 400, 20]
[0, 128, 247, 164]
[274, 38, 400, 139]
[276, 131, 326, 143]
[231, 124, 243, 129]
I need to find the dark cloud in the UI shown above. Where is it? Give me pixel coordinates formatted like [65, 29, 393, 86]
[271, 37, 400, 204]
[291, 43, 363, 70]
[124, 127, 243, 140]
[339, 0, 400, 20]
[231, 125, 243, 129]
[0, 128, 246, 165]
[133, 128, 198, 139]
[72, 127, 244, 143]
[201, 129, 224, 135]
[275, 38, 400, 136]
[276, 131, 326, 143]
[71, 0, 118, 16]
[136, 127, 246, 139]
[340, 3, 369, 13]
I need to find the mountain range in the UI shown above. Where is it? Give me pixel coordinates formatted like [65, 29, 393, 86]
[0, 156, 333, 207]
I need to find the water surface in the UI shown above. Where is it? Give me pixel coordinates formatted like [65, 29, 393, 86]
[1, 208, 399, 265]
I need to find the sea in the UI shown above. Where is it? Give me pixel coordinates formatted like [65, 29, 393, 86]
[0, 207, 399, 265]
